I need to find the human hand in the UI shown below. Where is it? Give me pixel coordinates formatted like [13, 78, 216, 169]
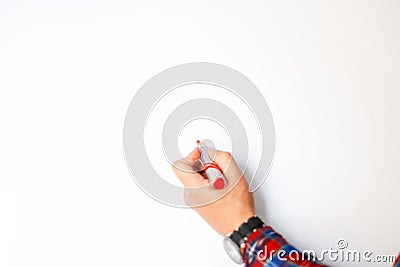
[172, 147, 255, 236]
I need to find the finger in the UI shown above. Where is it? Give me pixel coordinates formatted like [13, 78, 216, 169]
[210, 149, 244, 184]
[206, 148, 232, 171]
[185, 147, 201, 162]
[172, 148, 208, 188]
[173, 148, 200, 172]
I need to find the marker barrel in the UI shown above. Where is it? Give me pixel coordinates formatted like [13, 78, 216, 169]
[198, 141, 227, 189]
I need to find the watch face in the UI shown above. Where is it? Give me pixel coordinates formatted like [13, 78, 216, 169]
[223, 237, 244, 264]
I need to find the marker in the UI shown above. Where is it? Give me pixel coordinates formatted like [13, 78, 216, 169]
[197, 140, 227, 190]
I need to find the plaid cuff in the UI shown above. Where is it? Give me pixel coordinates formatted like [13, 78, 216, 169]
[393, 254, 400, 267]
[244, 226, 327, 267]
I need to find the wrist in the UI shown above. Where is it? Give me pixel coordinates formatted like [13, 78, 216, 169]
[222, 215, 266, 264]
[224, 210, 256, 236]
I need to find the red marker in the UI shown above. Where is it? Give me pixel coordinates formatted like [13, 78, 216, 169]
[197, 140, 227, 189]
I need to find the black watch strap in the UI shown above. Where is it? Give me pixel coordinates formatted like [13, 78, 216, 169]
[228, 216, 265, 248]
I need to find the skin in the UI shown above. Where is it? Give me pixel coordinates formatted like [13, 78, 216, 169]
[172, 147, 255, 236]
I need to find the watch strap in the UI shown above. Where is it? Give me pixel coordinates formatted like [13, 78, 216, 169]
[228, 216, 265, 249]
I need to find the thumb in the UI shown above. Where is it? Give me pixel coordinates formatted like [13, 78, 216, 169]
[185, 147, 201, 162]
[172, 148, 208, 187]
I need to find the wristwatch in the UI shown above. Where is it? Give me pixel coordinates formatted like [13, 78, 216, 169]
[222, 216, 265, 264]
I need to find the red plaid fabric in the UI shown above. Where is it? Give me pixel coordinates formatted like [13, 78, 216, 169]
[244, 226, 328, 267]
[394, 254, 400, 267]
[243, 226, 400, 267]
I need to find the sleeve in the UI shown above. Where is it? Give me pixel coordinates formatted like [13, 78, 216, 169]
[393, 254, 400, 267]
[243, 226, 328, 267]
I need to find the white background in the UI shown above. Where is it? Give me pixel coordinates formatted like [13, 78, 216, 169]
[1, 1, 399, 266]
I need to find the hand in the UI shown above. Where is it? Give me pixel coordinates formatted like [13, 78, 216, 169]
[172, 147, 255, 236]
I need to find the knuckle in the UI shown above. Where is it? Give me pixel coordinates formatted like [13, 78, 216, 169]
[219, 151, 232, 161]
[171, 161, 179, 171]
[172, 159, 184, 172]
[172, 160, 179, 167]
